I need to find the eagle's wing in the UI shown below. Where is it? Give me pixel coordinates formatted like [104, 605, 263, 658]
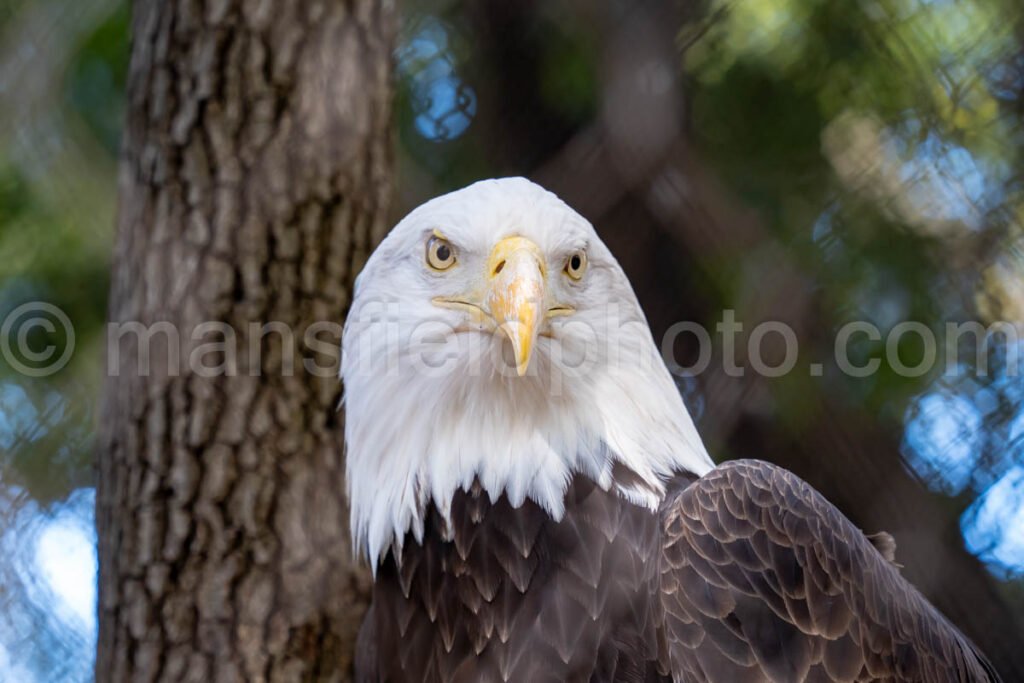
[659, 459, 1000, 682]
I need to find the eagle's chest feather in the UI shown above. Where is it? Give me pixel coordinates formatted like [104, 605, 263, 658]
[365, 474, 672, 682]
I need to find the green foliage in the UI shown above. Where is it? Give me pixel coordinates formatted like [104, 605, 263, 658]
[64, 3, 130, 155]
[0, 0, 127, 501]
[676, 1, 1024, 588]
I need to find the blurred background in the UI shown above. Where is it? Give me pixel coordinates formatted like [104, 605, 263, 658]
[1, 0, 1023, 679]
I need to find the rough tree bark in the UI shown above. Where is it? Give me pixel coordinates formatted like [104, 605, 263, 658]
[97, 1, 394, 681]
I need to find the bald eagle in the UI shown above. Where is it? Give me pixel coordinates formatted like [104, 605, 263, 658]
[342, 178, 999, 682]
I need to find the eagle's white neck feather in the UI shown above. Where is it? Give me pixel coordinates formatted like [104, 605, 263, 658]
[341, 178, 714, 569]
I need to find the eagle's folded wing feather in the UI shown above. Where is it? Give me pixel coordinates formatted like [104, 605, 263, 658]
[659, 459, 1000, 683]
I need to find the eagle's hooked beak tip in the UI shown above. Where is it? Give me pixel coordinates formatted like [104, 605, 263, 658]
[505, 320, 535, 377]
[486, 236, 545, 376]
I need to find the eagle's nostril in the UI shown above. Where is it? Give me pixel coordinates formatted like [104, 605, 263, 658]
[494, 260, 506, 275]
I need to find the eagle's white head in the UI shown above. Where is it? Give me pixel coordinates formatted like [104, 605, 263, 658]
[342, 178, 713, 566]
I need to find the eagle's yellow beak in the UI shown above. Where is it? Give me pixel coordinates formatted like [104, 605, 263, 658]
[485, 236, 545, 376]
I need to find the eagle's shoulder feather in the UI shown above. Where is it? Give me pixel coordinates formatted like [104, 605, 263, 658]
[658, 459, 1000, 682]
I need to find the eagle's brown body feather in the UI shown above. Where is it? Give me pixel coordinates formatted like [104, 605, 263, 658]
[356, 460, 998, 682]
[362, 473, 669, 682]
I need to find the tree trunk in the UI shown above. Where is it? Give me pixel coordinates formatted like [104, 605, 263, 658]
[97, 1, 394, 681]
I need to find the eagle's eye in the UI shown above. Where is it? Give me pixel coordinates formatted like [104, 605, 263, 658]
[565, 250, 587, 280]
[426, 236, 457, 271]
